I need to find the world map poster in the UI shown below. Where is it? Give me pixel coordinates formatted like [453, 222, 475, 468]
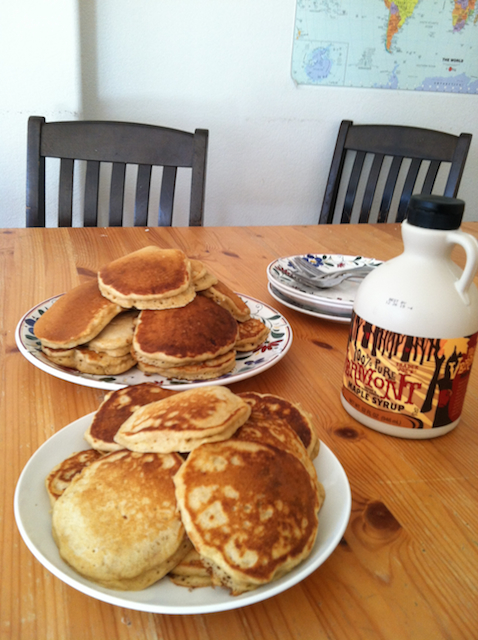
[291, 0, 478, 93]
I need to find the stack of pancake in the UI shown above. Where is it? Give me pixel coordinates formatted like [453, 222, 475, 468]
[46, 384, 325, 595]
[34, 246, 270, 380]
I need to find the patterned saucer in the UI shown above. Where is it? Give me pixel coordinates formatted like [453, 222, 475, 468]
[16, 293, 292, 391]
[268, 283, 351, 323]
[267, 254, 382, 314]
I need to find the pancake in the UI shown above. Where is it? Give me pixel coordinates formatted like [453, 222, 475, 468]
[84, 382, 178, 452]
[42, 345, 136, 375]
[132, 295, 239, 366]
[238, 392, 320, 459]
[137, 350, 236, 381]
[98, 246, 195, 309]
[45, 449, 104, 508]
[168, 547, 213, 588]
[34, 280, 123, 349]
[52, 450, 191, 591]
[200, 280, 251, 322]
[173, 439, 320, 595]
[86, 310, 139, 357]
[235, 317, 270, 351]
[233, 420, 325, 509]
[190, 259, 218, 292]
[190, 259, 207, 283]
[193, 272, 219, 292]
[114, 386, 251, 453]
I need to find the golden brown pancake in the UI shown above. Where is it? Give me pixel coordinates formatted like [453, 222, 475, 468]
[238, 392, 320, 459]
[137, 350, 236, 381]
[200, 280, 251, 322]
[174, 439, 320, 595]
[98, 246, 195, 309]
[132, 295, 239, 366]
[235, 317, 270, 351]
[45, 449, 104, 507]
[190, 259, 207, 283]
[233, 420, 325, 509]
[114, 386, 251, 453]
[42, 345, 136, 375]
[34, 280, 123, 349]
[84, 383, 178, 452]
[86, 310, 139, 356]
[52, 450, 191, 590]
[190, 259, 218, 292]
[168, 547, 213, 588]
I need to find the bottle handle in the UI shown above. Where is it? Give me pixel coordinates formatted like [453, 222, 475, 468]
[448, 230, 478, 305]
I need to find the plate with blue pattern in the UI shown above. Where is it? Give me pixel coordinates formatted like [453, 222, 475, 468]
[267, 254, 382, 314]
[16, 293, 293, 391]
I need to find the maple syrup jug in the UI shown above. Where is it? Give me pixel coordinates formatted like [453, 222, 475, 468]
[341, 195, 478, 438]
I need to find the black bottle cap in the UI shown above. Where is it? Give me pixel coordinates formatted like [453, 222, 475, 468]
[406, 194, 464, 230]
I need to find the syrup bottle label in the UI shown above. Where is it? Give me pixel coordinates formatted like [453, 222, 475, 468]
[342, 311, 477, 429]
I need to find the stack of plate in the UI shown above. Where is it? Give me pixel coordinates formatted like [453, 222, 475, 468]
[267, 254, 382, 323]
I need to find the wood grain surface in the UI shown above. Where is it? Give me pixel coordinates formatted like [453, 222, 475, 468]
[1, 223, 477, 640]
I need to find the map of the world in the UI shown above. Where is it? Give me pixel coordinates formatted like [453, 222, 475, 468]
[291, 0, 478, 93]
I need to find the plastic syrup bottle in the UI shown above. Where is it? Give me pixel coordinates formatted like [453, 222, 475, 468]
[341, 194, 478, 439]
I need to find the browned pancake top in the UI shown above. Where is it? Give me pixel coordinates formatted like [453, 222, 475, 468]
[90, 383, 177, 444]
[75, 451, 183, 509]
[138, 396, 223, 433]
[233, 420, 325, 509]
[46, 449, 103, 502]
[237, 317, 267, 340]
[98, 247, 189, 297]
[52, 450, 186, 589]
[135, 296, 238, 360]
[213, 281, 249, 314]
[238, 392, 314, 453]
[178, 441, 318, 583]
[234, 420, 306, 459]
[34, 280, 120, 344]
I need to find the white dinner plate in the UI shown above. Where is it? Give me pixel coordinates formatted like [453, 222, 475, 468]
[14, 412, 351, 615]
[267, 254, 382, 314]
[15, 294, 292, 391]
[268, 283, 352, 324]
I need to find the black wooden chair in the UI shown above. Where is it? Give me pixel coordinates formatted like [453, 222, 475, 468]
[319, 120, 472, 224]
[26, 116, 209, 227]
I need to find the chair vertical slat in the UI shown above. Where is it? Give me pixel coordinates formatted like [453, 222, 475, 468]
[189, 129, 208, 226]
[58, 158, 74, 226]
[341, 151, 365, 223]
[421, 161, 440, 195]
[444, 133, 472, 197]
[396, 158, 422, 222]
[109, 162, 126, 226]
[84, 160, 100, 227]
[134, 164, 152, 226]
[26, 116, 45, 227]
[158, 166, 177, 226]
[319, 120, 353, 224]
[359, 154, 384, 223]
[377, 156, 403, 223]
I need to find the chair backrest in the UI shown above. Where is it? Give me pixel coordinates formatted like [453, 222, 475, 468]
[26, 116, 209, 227]
[319, 120, 472, 224]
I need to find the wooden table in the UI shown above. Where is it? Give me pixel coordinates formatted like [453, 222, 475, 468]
[1, 224, 477, 640]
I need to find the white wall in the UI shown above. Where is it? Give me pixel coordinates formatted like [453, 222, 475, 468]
[0, 1, 81, 228]
[1, 0, 477, 228]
